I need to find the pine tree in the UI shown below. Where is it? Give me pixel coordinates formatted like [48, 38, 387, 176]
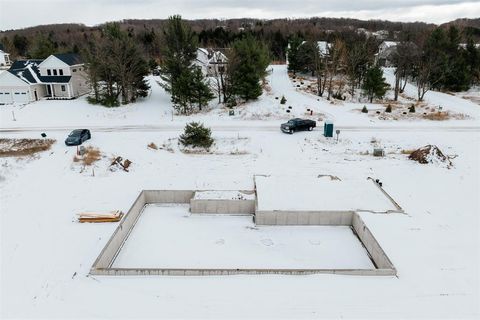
[287, 36, 303, 75]
[363, 66, 390, 103]
[160, 15, 213, 114]
[228, 35, 270, 101]
[179, 122, 213, 148]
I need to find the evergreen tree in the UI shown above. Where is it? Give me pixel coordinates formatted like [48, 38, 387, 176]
[160, 15, 213, 114]
[12, 34, 28, 57]
[228, 35, 270, 101]
[362, 66, 390, 103]
[287, 36, 303, 75]
[30, 34, 56, 59]
[296, 40, 316, 75]
[465, 38, 480, 85]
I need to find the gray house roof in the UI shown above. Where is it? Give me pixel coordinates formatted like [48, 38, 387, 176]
[53, 53, 83, 66]
[8, 59, 72, 84]
[8, 60, 43, 84]
[39, 75, 72, 83]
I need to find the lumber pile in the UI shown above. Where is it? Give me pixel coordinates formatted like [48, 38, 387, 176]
[77, 210, 123, 223]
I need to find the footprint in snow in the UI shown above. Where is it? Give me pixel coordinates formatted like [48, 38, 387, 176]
[261, 238, 274, 246]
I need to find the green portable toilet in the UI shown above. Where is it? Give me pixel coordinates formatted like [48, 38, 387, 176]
[324, 120, 334, 137]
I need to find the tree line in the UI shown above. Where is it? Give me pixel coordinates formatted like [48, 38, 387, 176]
[287, 25, 480, 103]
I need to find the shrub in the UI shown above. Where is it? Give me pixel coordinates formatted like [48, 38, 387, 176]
[179, 122, 213, 148]
[409, 105, 416, 113]
[362, 106, 368, 113]
[385, 104, 392, 113]
[280, 95, 287, 104]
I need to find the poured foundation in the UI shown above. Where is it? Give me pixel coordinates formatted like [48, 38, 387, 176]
[112, 204, 374, 270]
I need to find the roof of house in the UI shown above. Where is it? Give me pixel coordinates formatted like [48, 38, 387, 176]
[53, 53, 83, 66]
[8, 59, 72, 84]
[382, 41, 398, 48]
[8, 60, 44, 84]
[39, 75, 72, 83]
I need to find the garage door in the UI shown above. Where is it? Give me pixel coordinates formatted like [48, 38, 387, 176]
[12, 90, 29, 103]
[0, 91, 13, 104]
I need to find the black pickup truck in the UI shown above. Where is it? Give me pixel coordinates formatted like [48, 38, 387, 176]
[280, 118, 316, 134]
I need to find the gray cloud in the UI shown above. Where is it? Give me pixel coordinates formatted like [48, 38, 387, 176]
[0, 0, 479, 30]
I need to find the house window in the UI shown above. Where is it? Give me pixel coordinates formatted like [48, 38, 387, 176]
[59, 69, 64, 76]
[72, 68, 77, 72]
[53, 69, 58, 76]
[47, 69, 51, 76]
[14, 92, 20, 95]
[61, 85, 66, 92]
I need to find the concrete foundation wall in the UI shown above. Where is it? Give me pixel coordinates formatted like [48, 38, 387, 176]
[190, 199, 255, 214]
[91, 189, 397, 277]
[255, 210, 354, 226]
[352, 213, 396, 271]
[92, 268, 396, 276]
[144, 190, 195, 204]
[92, 190, 147, 269]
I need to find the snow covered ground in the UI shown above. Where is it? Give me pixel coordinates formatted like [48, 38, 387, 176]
[255, 175, 397, 212]
[1, 64, 479, 318]
[1, 65, 479, 131]
[113, 204, 373, 269]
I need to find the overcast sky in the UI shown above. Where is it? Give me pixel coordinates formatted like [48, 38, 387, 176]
[0, 0, 479, 30]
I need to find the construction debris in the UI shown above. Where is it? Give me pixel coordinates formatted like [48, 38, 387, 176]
[408, 145, 453, 167]
[77, 210, 123, 223]
[110, 156, 132, 172]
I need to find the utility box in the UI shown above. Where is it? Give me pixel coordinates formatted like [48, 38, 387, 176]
[373, 148, 385, 157]
[324, 120, 334, 137]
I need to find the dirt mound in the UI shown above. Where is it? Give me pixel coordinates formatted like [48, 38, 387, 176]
[0, 138, 56, 157]
[408, 145, 452, 167]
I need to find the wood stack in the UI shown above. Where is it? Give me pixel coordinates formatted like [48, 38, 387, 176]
[77, 210, 123, 223]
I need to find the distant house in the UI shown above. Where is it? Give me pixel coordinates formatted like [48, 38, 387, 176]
[375, 41, 398, 67]
[0, 44, 11, 68]
[287, 41, 331, 63]
[193, 48, 228, 76]
[0, 53, 89, 105]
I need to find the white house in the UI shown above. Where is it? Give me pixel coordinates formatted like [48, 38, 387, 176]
[37, 53, 89, 99]
[0, 53, 89, 105]
[0, 60, 45, 104]
[375, 41, 398, 67]
[0, 44, 11, 68]
[193, 48, 228, 76]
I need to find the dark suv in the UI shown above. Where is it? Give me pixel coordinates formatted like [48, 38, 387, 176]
[280, 118, 316, 134]
[65, 129, 91, 146]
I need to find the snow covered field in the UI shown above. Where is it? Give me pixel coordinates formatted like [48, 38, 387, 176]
[255, 175, 397, 212]
[1, 64, 479, 318]
[113, 204, 373, 269]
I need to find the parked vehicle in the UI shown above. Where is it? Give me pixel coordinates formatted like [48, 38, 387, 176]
[65, 129, 91, 146]
[280, 118, 316, 134]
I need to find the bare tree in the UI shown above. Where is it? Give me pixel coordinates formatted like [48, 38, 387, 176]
[325, 39, 346, 100]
